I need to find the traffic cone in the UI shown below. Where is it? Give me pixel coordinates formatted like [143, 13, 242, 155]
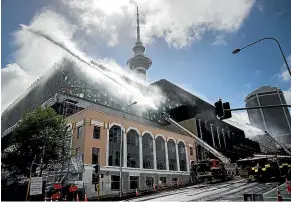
[277, 187, 284, 201]
[286, 179, 291, 194]
[76, 193, 79, 202]
[135, 188, 139, 197]
[84, 193, 88, 202]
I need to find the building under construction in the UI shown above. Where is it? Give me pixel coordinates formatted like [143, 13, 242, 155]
[1, 7, 262, 198]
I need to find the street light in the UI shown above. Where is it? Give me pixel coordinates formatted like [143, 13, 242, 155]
[232, 37, 291, 77]
[119, 101, 137, 198]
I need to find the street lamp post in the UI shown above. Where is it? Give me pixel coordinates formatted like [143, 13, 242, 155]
[119, 101, 137, 199]
[232, 37, 291, 77]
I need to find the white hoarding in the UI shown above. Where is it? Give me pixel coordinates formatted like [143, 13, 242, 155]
[30, 177, 43, 195]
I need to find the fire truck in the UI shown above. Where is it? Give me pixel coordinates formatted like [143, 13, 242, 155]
[237, 155, 291, 182]
[161, 112, 237, 182]
[160, 112, 291, 183]
[190, 159, 231, 183]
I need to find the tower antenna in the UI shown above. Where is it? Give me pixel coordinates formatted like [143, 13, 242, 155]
[136, 6, 140, 42]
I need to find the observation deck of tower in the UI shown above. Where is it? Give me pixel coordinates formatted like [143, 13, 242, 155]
[127, 7, 152, 80]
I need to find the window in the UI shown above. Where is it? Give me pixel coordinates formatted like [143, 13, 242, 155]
[156, 140, 165, 151]
[109, 126, 121, 143]
[145, 177, 154, 187]
[92, 147, 99, 164]
[159, 177, 166, 184]
[180, 147, 186, 154]
[142, 134, 153, 149]
[130, 176, 139, 189]
[76, 147, 80, 155]
[157, 162, 166, 170]
[168, 143, 176, 153]
[109, 151, 120, 166]
[108, 126, 121, 166]
[169, 159, 176, 171]
[156, 136, 166, 170]
[190, 147, 193, 155]
[111, 175, 120, 190]
[77, 126, 82, 139]
[93, 126, 100, 139]
[180, 160, 187, 171]
[127, 130, 140, 168]
[143, 156, 152, 169]
[142, 134, 154, 169]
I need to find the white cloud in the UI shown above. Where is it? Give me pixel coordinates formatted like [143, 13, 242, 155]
[2, 0, 256, 111]
[280, 70, 291, 81]
[255, 69, 260, 75]
[1, 64, 37, 111]
[61, 0, 255, 48]
[213, 34, 228, 46]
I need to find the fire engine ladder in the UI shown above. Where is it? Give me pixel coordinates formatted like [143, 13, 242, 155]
[160, 112, 231, 164]
[265, 132, 291, 156]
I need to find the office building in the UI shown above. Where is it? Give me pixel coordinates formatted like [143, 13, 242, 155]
[245, 86, 291, 146]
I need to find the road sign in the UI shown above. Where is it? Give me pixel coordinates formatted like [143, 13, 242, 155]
[30, 177, 43, 195]
[53, 183, 62, 190]
[69, 185, 78, 192]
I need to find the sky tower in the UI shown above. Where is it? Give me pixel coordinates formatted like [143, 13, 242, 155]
[127, 7, 152, 80]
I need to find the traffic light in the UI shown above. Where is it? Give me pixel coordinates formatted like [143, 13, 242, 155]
[221, 102, 232, 120]
[214, 99, 232, 120]
[215, 99, 224, 118]
[92, 173, 99, 184]
[31, 163, 38, 174]
[94, 164, 100, 174]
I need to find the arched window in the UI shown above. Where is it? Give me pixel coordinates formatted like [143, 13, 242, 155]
[127, 129, 140, 168]
[167, 139, 177, 171]
[178, 141, 187, 171]
[142, 133, 154, 169]
[156, 136, 166, 170]
[108, 125, 121, 166]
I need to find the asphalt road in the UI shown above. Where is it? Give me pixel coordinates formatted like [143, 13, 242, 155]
[126, 179, 278, 201]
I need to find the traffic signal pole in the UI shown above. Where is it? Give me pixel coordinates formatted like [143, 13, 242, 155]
[224, 104, 291, 112]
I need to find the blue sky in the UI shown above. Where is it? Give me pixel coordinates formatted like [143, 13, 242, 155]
[2, 0, 291, 118]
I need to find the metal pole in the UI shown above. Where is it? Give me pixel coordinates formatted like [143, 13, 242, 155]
[235, 37, 291, 77]
[25, 155, 36, 201]
[119, 111, 124, 199]
[225, 104, 291, 112]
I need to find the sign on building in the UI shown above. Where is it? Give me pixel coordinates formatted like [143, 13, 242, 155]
[30, 177, 43, 195]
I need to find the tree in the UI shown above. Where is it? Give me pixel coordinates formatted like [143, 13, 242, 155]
[2, 107, 72, 180]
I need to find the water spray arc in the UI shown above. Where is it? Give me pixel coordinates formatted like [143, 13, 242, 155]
[20, 24, 157, 110]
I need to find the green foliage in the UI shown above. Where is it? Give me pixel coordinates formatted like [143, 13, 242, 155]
[2, 107, 72, 179]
